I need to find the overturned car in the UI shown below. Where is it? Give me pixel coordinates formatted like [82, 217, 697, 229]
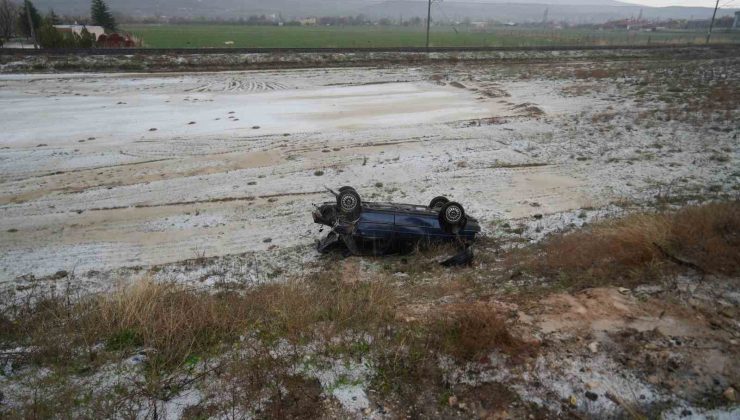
[313, 186, 480, 262]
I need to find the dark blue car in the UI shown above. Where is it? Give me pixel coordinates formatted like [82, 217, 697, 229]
[313, 186, 480, 258]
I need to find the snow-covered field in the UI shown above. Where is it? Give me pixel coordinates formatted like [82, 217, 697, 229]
[0, 62, 736, 284]
[0, 54, 738, 419]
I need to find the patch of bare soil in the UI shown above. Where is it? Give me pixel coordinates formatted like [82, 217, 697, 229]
[519, 278, 740, 415]
[535, 288, 701, 336]
[453, 382, 558, 419]
[261, 376, 329, 419]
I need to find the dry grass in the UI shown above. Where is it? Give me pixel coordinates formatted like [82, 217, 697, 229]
[5, 282, 255, 369]
[6, 202, 735, 415]
[91, 281, 253, 367]
[0, 271, 405, 416]
[561, 82, 600, 97]
[666, 201, 740, 273]
[190, 346, 311, 419]
[574, 68, 612, 79]
[427, 303, 527, 362]
[655, 81, 740, 125]
[509, 201, 740, 290]
[0, 248, 531, 417]
[2, 267, 400, 372]
[370, 301, 531, 410]
[591, 111, 617, 123]
[245, 274, 398, 341]
[509, 59, 739, 125]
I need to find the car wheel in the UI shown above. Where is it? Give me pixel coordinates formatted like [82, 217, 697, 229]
[338, 186, 356, 193]
[337, 189, 362, 220]
[429, 196, 449, 210]
[439, 202, 466, 233]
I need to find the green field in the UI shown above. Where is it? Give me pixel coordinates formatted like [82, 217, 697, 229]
[123, 24, 740, 49]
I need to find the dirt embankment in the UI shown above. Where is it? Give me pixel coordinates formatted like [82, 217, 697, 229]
[1, 45, 737, 73]
[1, 202, 738, 419]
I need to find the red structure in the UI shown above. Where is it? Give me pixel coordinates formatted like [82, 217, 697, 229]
[97, 33, 136, 48]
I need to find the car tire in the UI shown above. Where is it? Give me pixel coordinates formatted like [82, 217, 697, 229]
[429, 196, 450, 210]
[439, 202, 466, 233]
[337, 188, 362, 220]
[338, 186, 356, 194]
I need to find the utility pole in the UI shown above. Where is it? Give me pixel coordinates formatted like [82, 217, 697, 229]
[25, 1, 38, 49]
[706, 0, 720, 44]
[425, 0, 432, 49]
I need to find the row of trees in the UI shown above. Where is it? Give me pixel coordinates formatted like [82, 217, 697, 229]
[0, 0, 116, 46]
[128, 14, 430, 28]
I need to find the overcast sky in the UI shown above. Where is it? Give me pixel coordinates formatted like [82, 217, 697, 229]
[455, 0, 733, 7]
[619, 0, 730, 7]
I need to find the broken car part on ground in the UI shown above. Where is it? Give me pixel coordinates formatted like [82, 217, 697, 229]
[313, 186, 480, 264]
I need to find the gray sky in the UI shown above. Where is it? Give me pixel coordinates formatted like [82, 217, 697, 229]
[458, 0, 733, 7]
[619, 0, 730, 7]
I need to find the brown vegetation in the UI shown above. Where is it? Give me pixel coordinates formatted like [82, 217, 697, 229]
[428, 303, 528, 362]
[508, 201, 740, 290]
[574, 68, 611, 79]
[591, 110, 617, 123]
[5, 202, 735, 372]
[1, 201, 737, 417]
[3, 270, 399, 371]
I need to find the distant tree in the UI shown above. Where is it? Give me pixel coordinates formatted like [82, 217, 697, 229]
[78, 26, 95, 47]
[90, 0, 115, 31]
[47, 8, 60, 24]
[715, 15, 733, 28]
[17, 0, 40, 38]
[0, 0, 19, 40]
[408, 16, 423, 26]
[36, 19, 62, 47]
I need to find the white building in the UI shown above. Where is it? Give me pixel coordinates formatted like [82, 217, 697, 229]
[53, 25, 106, 40]
[298, 18, 317, 26]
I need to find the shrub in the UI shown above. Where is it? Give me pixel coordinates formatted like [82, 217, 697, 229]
[37, 21, 64, 49]
[511, 201, 740, 290]
[427, 303, 527, 362]
[3, 268, 399, 371]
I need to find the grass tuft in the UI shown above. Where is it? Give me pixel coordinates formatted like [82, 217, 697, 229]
[509, 201, 740, 290]
[428, 303, 527, 362]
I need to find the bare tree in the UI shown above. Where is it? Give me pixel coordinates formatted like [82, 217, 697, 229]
[0, 0, 18, 40]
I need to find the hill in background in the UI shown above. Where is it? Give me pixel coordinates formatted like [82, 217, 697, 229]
[30, 0, 738, 23]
